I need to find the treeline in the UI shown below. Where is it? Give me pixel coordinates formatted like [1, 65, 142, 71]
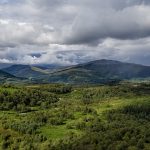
[33, 84, 72, 94]
[81, 83, 150, 104]
[0, 88, 59, 112]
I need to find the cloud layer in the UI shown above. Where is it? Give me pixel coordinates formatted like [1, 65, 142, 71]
[0, 0, 150, 65]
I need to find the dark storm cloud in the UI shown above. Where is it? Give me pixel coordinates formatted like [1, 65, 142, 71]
[62, 0, 150, 45]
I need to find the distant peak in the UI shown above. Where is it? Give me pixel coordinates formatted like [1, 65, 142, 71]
[87, 59, 122, 65]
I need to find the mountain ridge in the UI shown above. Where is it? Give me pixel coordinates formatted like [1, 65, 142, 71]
[47, 59, 150, 84]
[2, 64, 48, 78]
[1, 59, 150, 84]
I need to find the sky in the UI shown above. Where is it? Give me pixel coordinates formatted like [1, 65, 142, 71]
[0, 0, 150, 65]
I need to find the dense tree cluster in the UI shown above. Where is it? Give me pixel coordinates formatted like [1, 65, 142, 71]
[0, 87, 59, 112]
[51, 109, 150, 150]
[36, 84, 72, 94]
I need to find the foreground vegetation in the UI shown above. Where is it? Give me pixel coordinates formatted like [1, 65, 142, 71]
[0, 82, 150, 150]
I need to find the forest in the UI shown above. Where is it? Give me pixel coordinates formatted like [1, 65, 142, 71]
[0, 82, 150, 150]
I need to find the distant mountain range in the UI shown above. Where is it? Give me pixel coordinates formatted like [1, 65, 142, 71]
[0, 59, 150, 84]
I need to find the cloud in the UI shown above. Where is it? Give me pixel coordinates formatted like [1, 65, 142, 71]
[63, 4, 150, 45]
[0, 0, 150, 65]
[1, 37, 150, 66]
[0, 19, 57, 49]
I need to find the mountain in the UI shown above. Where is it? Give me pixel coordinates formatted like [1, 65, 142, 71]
[0, 63, 13, 69]
[33, 64, 64, 70]
[46, 59, 150, 84]
[2, 64, 49, 79]
[0, 70, 22, 84]
[2, 60, 150, 84]
[0, 70, 15, 78]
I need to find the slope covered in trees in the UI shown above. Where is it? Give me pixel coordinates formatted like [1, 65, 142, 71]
[47, 59, 150, 84]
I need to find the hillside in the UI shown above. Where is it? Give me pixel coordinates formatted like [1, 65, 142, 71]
[2, 60, 150, 84]
[0, 70, 22, 84]
[47, 59, 150, 84]
[0, 70, 15, 78]
[0, 63, 13, 69]
[2, 64, 49, 79]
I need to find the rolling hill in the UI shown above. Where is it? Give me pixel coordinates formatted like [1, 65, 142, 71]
[2, 60, 150, 84]
[0, 70, 15, 78]
[0, 63, 13, 69]
[0, 70, 22, 84]
[47, 59, 150, 84]
[2, 65, 49, 79]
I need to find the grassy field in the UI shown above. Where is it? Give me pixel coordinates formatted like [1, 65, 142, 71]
[0, 83, 150, 149]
